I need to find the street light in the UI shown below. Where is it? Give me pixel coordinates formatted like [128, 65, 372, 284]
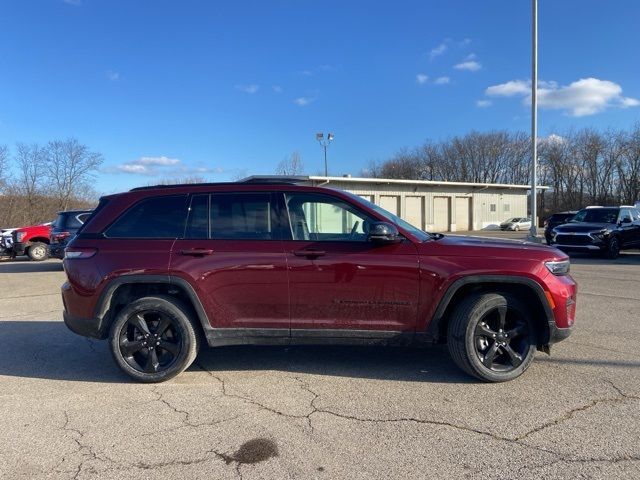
[316, 132, 334, 177]
[529, 0, 539, 241]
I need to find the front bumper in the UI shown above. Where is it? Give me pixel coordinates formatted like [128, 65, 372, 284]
[12, 241, 26, 256]
[547, 322, 572, 345]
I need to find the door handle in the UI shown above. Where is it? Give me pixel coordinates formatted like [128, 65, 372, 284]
[180, 248, 214, 257]
[293, 249, 326, 258]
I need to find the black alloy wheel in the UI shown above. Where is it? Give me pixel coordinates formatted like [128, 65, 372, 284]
[109, 296, 200, 382]
[448, 292, 536, 382]
[118, 310, 182, 374]
[473, 305, 530, 371]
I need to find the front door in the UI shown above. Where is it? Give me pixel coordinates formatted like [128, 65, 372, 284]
[281, 192, 420, 334]
[170, 192, 289, 334]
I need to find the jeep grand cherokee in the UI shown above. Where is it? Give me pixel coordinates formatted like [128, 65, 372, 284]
[62, 180, 576, 383]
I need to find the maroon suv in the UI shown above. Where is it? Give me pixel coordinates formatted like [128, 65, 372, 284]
[62, 180, 576, 383]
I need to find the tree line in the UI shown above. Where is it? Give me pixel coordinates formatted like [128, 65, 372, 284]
[0, 139, 102, 227]
[365, 125, 640, 214]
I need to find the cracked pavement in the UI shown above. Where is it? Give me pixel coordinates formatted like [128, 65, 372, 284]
[1, 249, 639, 479]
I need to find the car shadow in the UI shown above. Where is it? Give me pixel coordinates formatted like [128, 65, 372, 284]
[0, 259, 63, 273]
[566, 251, 640, 266]
[0, 320, 473, 384]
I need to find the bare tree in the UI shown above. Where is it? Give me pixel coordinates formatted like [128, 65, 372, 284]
[276, 151, 304, 175]
[0, 145, 8, 189]
[44, 138, 103, 211]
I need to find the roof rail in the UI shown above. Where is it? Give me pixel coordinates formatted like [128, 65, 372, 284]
[239, 175, 309, 184]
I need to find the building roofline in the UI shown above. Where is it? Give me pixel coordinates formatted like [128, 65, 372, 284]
[307, 175, 548, 190]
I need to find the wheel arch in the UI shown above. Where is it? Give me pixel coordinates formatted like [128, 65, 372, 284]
[93, 275, 211, 340]
[27, 237, 50, 245]
[427, 275, 555, 348]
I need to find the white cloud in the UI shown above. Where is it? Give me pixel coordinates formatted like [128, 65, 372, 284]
[106, 70, 120, 81]
[235, 84, 259, 94]
[272, 85, 283, 93]
[454, 59, 481, 72]
[485, 77, 640, 116]
[476, 100, 492, 108]
[434, 76, 450, 85]
[459, 38, 472, 46]
[486, 80, 530, 97]
[429, 42, 447, 60]
[543, 134, 566, 145]
[137, 156, 180, 166]
[416, 74, 429, 85]
[293, 97, 313, 106]
[110, 156, 222, 177]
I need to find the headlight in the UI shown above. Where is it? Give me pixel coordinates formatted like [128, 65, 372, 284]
[591, 229, 610, 241]
[16, 231, 26, 242]
[545, 259, 570, 275]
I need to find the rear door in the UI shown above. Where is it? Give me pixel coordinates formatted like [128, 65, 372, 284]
[170, 192, 289, 334]
[617, 208, 636, 247]
[280, 191, 420, 335]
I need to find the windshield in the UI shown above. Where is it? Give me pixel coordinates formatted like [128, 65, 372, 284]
[571, 208, 618, 224]
[340, 191, 433, 242]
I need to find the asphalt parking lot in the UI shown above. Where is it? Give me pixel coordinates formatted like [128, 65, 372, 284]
[1, 235, 639, 479]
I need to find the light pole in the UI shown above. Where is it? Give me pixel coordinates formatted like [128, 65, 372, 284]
[316, 132, 334, 177]
[529, 0, 539, 241]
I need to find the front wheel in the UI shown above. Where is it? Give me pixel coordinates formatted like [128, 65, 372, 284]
[109, 296, 200, 383]
[603, 237, 620, 259]
[27, 242, 49, 261]
[447, 293, 536, 382]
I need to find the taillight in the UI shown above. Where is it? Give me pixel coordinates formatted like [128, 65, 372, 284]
[65, 247, 97, 259]
[52, 231, 71, 242]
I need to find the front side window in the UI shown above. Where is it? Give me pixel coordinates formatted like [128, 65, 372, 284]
[106, 195, 188, 238]
[210, 193, 274, 240]
[285, 193, 373, 242]
[619, 209, 632, 223]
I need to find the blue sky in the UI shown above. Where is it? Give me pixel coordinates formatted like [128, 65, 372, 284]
[1, 0, 639, 193]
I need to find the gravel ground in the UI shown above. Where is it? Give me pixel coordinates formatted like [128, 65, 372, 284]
[1, 237, 638, 480]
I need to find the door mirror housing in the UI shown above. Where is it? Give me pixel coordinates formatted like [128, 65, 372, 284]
[621, 217, 632, 224]
[368, 222, 401, 244]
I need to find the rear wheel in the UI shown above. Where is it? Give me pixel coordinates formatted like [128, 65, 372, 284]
[603, 237, 620, 259]
[109, 296, 200, 383]
[448, 292, 536, 382]
[27, 242, 49, 261]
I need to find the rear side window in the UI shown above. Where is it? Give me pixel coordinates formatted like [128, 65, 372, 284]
[185, 195, 209, 239]
[106, 195, 188, 238]
[210, 193, 274, 240]
[64, 213, 90, 229]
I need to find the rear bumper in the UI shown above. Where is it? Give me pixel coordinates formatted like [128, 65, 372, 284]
[49, 243, 65, 259]
[63, 310, 103, 339]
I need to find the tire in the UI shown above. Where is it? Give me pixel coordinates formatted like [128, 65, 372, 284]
[603, 237, 620, 259]
[109, 295, 201, 383]
[27, 242, 49, 261]
[447, 292, 537, 382]
[514, 225, 520, 231]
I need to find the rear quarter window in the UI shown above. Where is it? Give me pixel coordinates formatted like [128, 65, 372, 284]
[105, 195, 189, 238]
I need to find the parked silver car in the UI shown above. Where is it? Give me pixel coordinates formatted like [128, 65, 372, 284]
[499, 217, 532, 231]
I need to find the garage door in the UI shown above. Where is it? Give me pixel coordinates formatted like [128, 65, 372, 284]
[405, 196, 424, 229]
[455, 197, 471, 231]
[433, 197, 450, 232]
[379, 195, 400, 216]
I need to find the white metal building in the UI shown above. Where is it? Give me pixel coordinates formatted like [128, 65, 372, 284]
[302, 176, 535, 232]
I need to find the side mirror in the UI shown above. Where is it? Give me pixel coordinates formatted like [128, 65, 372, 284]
[368, 222, 401, 244]
[622, 217, 632, 224]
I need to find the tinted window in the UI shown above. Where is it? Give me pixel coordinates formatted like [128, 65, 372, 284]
[571, 208, 618, 224]
[65, 212, 91, 229]
[106, 195, 188, 238]
[285, 193, 374, 242]
[631, 209, 640, 221]
[210, 193, 274, 240]
[619, 209, 632, 222]
[185, 195, 209, 239]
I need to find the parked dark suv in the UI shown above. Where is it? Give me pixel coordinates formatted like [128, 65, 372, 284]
[550, 206, 640, 259]
[49, 210, 93, 259]
[543, 211, 577, 245]
[62, 180, 576, 383]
